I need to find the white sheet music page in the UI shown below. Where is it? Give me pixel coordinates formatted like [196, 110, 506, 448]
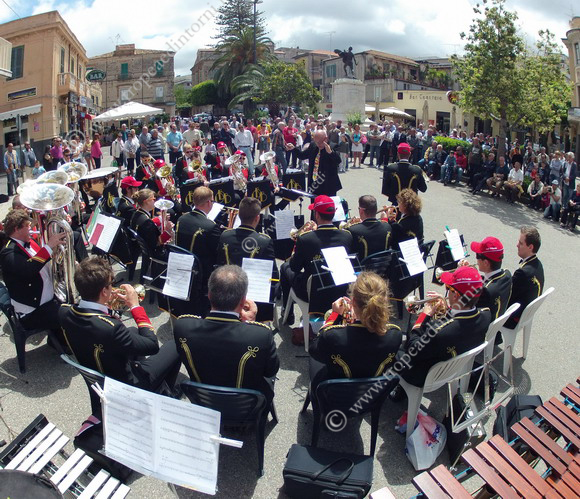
[103, 377, 222, 495]
[94, 214, 121, 253]
[163, 252, 194, 300]
[444, 228, 465, 261]
[331, 196, 346, 222]
[233, 214, 241, 229]
[398, 238, 427, 276]
[207, 202, 224, 221]
[321, 246, 356, 285]
[242, 258, 273, 303]
[275, 209, 295, 240]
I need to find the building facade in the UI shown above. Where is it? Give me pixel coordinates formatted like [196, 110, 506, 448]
[293, 49, 335, 91]
[191, 48, 219, 86]
[563, 16, 580, 157]
[0, 11, 102, 155]
[89, 44, 175, 117]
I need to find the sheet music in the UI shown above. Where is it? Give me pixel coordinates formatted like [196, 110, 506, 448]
[103, 378, 221, 495]
[275, 210, 295, 240]
[233, 214, 241, 229]
[89, 214, 121, 253]
[321, 246, 356, 285]
[398, 238, 427, 276]
[207, 202, 224, 221]
[162, 252, 194, 300]
[242, 258, 273, 303]
[209, 176, 232, 184]
[444, 228, 465, 261]
[331, 196, 346, 222]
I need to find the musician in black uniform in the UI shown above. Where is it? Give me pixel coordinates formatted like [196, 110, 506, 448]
[308, 272, 402, 392]
[174, 186, 221, 291]
[130, 189, 172, 258]
[347, 195, 392, 260]
[117, 176, 141, 226]
[386, 188, 424, 248]
[135, 152, 156, 191]
[101, 173, 119, 215]
[173, 265, 279, 403]
[59, 257, 181, 393]
[505, 226, 544, 329]
[469, 236, 512, 320]
[0, 210, 68, 339]
[397, 266, 491, 388]
[382, 142, 427, 204]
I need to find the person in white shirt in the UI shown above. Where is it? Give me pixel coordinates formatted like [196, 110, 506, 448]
[233, 123, 255, 172]
[183, 122, 203, 148]
[111, 133, 125, 169]
[123, 130, 139, 175]
[504, 161, 524, 203]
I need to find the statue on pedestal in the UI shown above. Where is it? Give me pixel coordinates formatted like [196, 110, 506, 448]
[334, 47, 357, 78]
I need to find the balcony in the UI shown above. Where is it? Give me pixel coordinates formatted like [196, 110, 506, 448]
[118, 73, 130, 80]
[57, 72, 79, 95]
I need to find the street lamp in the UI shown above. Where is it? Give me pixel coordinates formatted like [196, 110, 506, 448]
[252, 0, 262, 64]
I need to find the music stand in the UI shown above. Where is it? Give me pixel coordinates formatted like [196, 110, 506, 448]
[282, 170, 306, 192]
[209, 179, 235, 207]
[431, 235, 469, 284]
[180, 179, 204, 211]
[263, 212, 305, 261]
[247, 178, 273, 209]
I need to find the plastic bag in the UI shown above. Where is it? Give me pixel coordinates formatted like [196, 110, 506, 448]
[111, 159, 118, 168]
[399, 411, 447, 470]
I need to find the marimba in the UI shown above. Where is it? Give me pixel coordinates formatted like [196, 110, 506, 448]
[0, 414, 130, 498]
[413, 379, 580, 498]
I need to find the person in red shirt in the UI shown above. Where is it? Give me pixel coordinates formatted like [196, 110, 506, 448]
[283, 117, 299, 168]
[246, 118, 258, 157]
[455, 146, 467, 184]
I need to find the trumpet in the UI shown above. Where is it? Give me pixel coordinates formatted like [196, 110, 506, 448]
[290, 220, 317, 240]
[377, 205, 398, 221]
[226, 207, 239, 229]
[108, 284, 146, 311]
[404, 294, 448, 319]
[434, 260, 479, 283]
[339, 217, 362, 230]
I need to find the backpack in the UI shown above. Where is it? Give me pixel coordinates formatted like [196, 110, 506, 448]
[493, 394, 542, 443]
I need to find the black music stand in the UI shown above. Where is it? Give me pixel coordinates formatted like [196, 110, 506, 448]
[282, 170, 306, 193]
[180, 179, 205, 212]
[431, 235, 469, 284]
[263, 212, 305, 261]
[247, 178, 273, 209]
[209, 179, 235, 207]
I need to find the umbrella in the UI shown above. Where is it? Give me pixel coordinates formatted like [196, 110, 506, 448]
[364, 105, 375, 113]
[379, 107, 414, 120]
[92, 101, 164, 122]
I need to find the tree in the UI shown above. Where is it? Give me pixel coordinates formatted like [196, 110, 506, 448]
[452, 0, 569, 158]
[190, 80, 218, 107]
[230, 61, 322, 117]
[174, 85, 192, 110]
[214, 0, 266, 41]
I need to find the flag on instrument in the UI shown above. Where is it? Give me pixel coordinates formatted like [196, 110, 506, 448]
[85, 203, 102, 240]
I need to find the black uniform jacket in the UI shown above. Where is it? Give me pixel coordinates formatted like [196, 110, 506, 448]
[310, 320, 402, 380]
[175, 208, 221, 283]
[389, 214, 424, 248]
[173, 311, 279, 396]
[116, 195, 136, 227]
[382, 160, 427, 203]
[101, 179, 119, 214]
[478, 269, 513, 320]
[506, 255, 544, 327]
[130, 208, 161, 255]
[295, 143, 342, 196]
[401, 307, 491, 387]
[0, 239, 52, 308]
[348, 218, 392, 260]
[135, 163, 157, 191]
[59, 304, 159, 385]
[217, 224, 279, 278]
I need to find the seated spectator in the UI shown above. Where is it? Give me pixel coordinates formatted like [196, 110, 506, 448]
[503, 161, 524, 203]
[543, 180, 561, 221]
[487, 156, 509, 197]
[560, 182, 580, 232]
[527, 175, 544, 210]
[441, 150, 458, 186]
[454, 146, 467, 183]
[471, 152, 496, 194]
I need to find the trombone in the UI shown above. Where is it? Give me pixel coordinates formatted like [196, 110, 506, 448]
[434, 260, 479, 283]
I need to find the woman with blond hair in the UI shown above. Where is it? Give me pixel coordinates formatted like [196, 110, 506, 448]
[307, 271, 402, 391]
[386, 187, 424, 248]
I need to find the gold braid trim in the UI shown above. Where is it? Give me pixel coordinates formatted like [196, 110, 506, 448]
[331, 354, 352, 378]
[237, 346, 259, 388]
[93, 344, 104, 373]
[179, 338, 201, 382]
[374, 352, 396, 376]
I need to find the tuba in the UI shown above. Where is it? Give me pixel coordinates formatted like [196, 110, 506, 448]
[260, 151, 278, 185]
[156, 165, 179, 200]
[58, 162, 88, 222]
[339, 217, 362, 229]
[226, 154, 247, 192]
[290, 220, 317, 240]
[19, 183, 77, 303]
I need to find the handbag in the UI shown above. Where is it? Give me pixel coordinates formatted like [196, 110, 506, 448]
[283, 444, 373, 499]
[361, 135, 367, 145]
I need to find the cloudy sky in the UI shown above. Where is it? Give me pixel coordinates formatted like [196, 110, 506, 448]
[0, 0, 577, 75]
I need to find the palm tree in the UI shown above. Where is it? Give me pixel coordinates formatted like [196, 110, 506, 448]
[229, 64, 264, 110]
[211, 27, 273, 107]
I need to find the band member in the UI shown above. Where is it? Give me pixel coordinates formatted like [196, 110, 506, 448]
[386, 188, 424, 248]
[135, 151, 156, 190]
[174, 186, 221, 295]
[130, 189, 172, 258]
[117, 176, 141, 226]
[229, 150, 250, 202]
[101, 171, 119, 214]
[505, 226, 544, 329]
[0, 210, 68, 345]
[395, 266, 491, 389]
[178, 145, 208, 185]
[257, 155, 281, 192]
[468, 236, 512, 320]
[215, 141, 230, 178]
[348, 195, 392, 260]
[308, 272, 402, 392]
[60, 257, 181, 394]
[174, 265, 279, 403]
[290, 130, 342, 196]
[382, 142, 427, 204]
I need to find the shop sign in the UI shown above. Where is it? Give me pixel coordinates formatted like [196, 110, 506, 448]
[69, 92, 79, 105]
[7, 87, 37, 100]
[86, 69, 106, 82]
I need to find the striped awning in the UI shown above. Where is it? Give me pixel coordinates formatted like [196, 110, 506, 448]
[0, 104, 42, 121]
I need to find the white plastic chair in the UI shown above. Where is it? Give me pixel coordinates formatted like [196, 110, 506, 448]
[399, 342, 488, 439]
[282, 276, 312, 351]
[482, 303, 521, 366]
[498, 286, 554, 377]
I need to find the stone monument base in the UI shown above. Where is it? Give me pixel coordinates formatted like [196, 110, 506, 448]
[330, 78, 366, 123]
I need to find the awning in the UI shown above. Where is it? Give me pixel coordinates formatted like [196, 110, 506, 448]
[0, 104, 42, 121]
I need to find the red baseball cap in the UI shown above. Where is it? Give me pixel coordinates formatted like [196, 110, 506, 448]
[471, 236, 504, 262]
[439, 266, 483, 295]
[153, 159, 166, 169]
[308, 195, 336, 215]
[120, 176, 142, 188]
[398, 142, 411, 154]
[235, 150, 246, 157]
[217, 141, 226, 149]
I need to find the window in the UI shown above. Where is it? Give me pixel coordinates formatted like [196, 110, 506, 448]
[155, 86, 164, 98]
[70, 57, 75, 74]
[575, 43, 580, 65]
[78, 64, 82, 79]
[60, 48, 65, 73]
[9, 45, 24, 79]
[120, 88, 129, 102]
[325, 64, 336, 78]
[374, 86, 382, 102]
[120, 62, 129, 79]
[155, 61, 164, 76]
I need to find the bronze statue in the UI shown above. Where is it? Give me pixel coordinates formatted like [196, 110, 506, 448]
[334, 47, 357, 78]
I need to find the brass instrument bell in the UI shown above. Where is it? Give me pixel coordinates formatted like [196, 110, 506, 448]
[109, 284, 146, 311]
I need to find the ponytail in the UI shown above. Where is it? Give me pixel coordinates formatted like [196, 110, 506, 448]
[351, 271, 392, 335]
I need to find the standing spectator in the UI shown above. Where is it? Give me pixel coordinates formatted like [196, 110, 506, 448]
[58, 149, 73, 167]
[527, 175, 544, 210]
[246, 119, 258, 157]
[504, 161, 524, 203]
[233, 122, 255, 172]
[549, 151, 563, 183]
[199, 119, 209, 138]
[407, 128, 420, 165]
[147, 129, 164, 161]
[272, 121, 288, 173]
[50, 137, 63, 170]
[166, 123, 183, 164]
[366, 124, 381, 168]
[467, 137, 483, 187]
[43, 145, 53, 171]
[138, 125, 151, 159]
[219, 121, 235, 153]
[257, 121, 270, 155]
[82, 141, 92, 169]
[543, 180, 561, 221]
[183, 122, 202, 148]
[351, 124, 363, 168]
[3, 143, 19, 196]
[210, 122, 222, 146]
[561, 152, 577, 206]
[21, 141, 37, 180]
[377, 125, 392, 168]
[283, 117, 299, 168]
[337, 126, 351, 173]
[120, 123, 128, 142]
[111, 132, 125, 168]
[91, 133, 103, 169]
[123, 130, 139, 175]
[31, 160, 45, 179]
